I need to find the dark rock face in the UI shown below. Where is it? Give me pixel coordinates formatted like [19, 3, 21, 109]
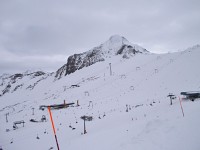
[55, 64, 68, 80]
[2, 84, 11, 95]
[55, 49, 105, 79]
[10, 74, 23, 84]
[66, 50, 104, 75]
[116, 45, 143, 59]
[12, 84, 23, 92]
[117, 45, 138, 55]
[27, 71, 46, 78]
[0, 71, 48, 97]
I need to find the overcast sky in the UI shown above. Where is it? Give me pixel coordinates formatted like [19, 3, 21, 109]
[0, 0, 200, 75]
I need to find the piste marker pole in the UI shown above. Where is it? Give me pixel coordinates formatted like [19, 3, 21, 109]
[48, 106, 60, 150]
[178, 97, 184, 117]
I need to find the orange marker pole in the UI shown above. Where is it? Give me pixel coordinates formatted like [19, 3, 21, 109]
[179, 97, 184, 117]
[48, 106, 60, 150]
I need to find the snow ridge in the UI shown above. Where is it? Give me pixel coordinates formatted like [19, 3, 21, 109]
[0, 70, 50, 97]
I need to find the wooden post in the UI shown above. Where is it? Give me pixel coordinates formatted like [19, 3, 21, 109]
[32, 108, 35, 115]
[77, 100, 79, 106]
[170, 97, 172, 105]
[126, 105, 128, 112]
[109, 63, 112, 76]
[88, 101, 93, 108]
[84, 119, 86, 134]
[5, 113, 9, 123]
[64, 100, 67, 108]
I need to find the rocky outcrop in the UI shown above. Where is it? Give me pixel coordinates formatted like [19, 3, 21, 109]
[0, 71, 48, 97]
[55, 49, 105, 79]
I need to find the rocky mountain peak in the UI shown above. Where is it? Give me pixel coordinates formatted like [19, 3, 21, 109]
[99, 35, 130, 56]
[55, 35, 149, 79]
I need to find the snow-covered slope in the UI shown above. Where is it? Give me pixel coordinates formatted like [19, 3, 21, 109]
[0, 41, 200, 150]
[0, 70, 51, 97]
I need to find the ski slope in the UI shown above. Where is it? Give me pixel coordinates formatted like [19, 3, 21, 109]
[0, 45, 200, 150]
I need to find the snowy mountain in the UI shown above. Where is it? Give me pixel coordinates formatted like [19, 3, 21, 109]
[0, 36, 200, 150]
[0, 71, 51, 97]
[55, 35, 148, 79]
[0, 35, 147, 96]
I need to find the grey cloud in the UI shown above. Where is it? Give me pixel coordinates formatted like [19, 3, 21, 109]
[0, 0, 200, 74]
[0, 48, 67, 74]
